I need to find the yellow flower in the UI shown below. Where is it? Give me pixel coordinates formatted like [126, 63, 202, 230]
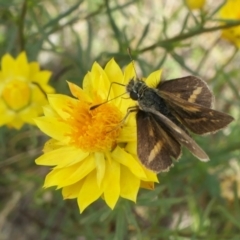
[0, 52, 55, 129]
[35, 59, 159, 212]
[184, 0, 205, 10]
[219, 0, 240, 47]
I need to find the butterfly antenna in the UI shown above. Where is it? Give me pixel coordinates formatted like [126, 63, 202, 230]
[90, 91, 127, 110]
[127, 48, 138, 80]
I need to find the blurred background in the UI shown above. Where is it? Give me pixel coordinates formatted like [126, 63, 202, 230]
[0, 0, 240, 239]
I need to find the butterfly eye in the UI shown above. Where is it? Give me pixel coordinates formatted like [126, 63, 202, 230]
[130, 91, 139, 100]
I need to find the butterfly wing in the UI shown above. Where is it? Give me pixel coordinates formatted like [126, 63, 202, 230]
[136, 110, 181, 172]
[159, 76, 213, 108]
[158, 90, 234, 135]
[137, 108, 210, 172]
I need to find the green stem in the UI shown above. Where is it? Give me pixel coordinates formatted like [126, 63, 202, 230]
[18, 0, 27, 51]
[139, 20, 240, 53]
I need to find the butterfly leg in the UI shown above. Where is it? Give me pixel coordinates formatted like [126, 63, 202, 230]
[120, 106, 139, 126]
[90, 82, 127, 110]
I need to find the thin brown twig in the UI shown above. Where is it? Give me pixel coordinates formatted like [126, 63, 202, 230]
[139, 20, 240, 53]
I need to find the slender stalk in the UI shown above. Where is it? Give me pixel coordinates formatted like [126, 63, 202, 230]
[18, 0, 27, 51]
[139, 20, 240, 53]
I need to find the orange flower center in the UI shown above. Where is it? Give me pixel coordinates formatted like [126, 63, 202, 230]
[66, 99, 123, 152]
[2, 79, 31, 111]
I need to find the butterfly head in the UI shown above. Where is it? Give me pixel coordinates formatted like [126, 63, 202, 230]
[126, 78, 147, 101]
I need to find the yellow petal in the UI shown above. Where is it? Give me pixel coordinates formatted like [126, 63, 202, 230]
[1, 54, 16, 79]
[117, 126, 136, 142]
[78, 170, 103, 213]
[103, 159, 120, 209]
[118, 99, 136, 122]
[0, 71, 3, 82]
[43, 155, 95, 188]
[104, 58, 125, 98]
[82, 72, 94, 99]
[32, 71, 52, 85]
[7, 116, 24, 129]
[143, 167, 159, 183]
[0, 100, 7, 112]
[43, 105, 58, 117]
[48, 94, 78, 120]
[19, 107, 39, 124]
[125, 142, 137, 155]
[31, 85, 47, 103]
[57, 154, 96, 187]
[118, 98, 130, 117]
[67, 81, 91, 102]
[29, 62, 40, 76]
[43, 168, 64, 188]
[43, 139, 63, 153]
[104, 59, 123, 84]
[120, 165, 140, 202]
[91, 62, 112, 99]
[145, 69, 162, 88]
[111, 145, 146, 180]
[35, 116, 71, 142]
[83, 62, 112, 101]
[95, 152, 105, 187]
[62, 180, 84, 199]
[35, 146, 89, 167]
[0, 115, 15, 127]
[0, 102, 15, 126]
[123, 62, 136, 85]
[16, 52, 29, 79]
[140, 181, 155, 190]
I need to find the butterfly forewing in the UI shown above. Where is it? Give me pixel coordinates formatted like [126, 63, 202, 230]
[158, 90, 234, 135]
[158, 76, 213, 108]
[137, 110, 181, 172]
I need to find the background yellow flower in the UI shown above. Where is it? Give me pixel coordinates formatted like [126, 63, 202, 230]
[35, 59, 158, 212]
[184, 0, 205, 10]
[0, 52, 55, 129]
[219, 0, 240, 47]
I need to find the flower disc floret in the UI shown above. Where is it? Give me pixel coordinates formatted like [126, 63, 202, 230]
[66, 99, 122, 152]
[2, 79, 31, 110]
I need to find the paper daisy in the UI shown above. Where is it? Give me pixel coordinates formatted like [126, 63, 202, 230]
[35, 59, 159, 212]
[184, 0, 205, 10]
[0, 52, 55, 129]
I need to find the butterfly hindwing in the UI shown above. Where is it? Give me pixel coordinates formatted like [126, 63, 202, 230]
[136, 110, 181, 172]
[140, 106, 210, 162]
